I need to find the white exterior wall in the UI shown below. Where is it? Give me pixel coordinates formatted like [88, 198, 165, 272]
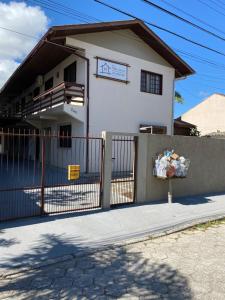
[32, 117, 85, 170]
[66, 29, 175, 136]
[13, 55, 86, 110]
[182, 94, 225, 135]
[15, 29, 178, 172]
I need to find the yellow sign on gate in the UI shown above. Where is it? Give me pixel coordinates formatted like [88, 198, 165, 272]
[68, 165, 80, 180]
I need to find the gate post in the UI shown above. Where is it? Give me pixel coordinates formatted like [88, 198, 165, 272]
[40, 135, 46, 215]
[101, 131, 112, 210]
[135, 133, 148, 204]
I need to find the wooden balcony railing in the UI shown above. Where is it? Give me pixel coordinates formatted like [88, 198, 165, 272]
[23, 81, 85, 117]
[0, 82, 85, 119]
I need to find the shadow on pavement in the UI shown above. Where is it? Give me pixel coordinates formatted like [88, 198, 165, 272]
[0, 234, 193, 299]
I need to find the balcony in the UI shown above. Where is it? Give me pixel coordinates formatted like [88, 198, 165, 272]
[23, 82, 85, 117]
[1, 82, 85, 119]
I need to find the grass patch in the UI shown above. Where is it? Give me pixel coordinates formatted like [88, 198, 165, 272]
[189, 217, 225, 231]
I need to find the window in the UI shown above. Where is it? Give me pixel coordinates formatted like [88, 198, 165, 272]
[15, 101, 20, 113]
[140, 124, 167, 134]
[21, 97, 25, 110]
[44, 77, 53, 91]
[59, 124, 72, 148]
[140, 70, 162, 95]
[64, 62, 76, 83]
[33, 87, 40, 97]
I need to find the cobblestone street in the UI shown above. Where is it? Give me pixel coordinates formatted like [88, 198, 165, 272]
[1, 221, 225, 299]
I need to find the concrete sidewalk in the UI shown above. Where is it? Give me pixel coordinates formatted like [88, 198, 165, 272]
[1, 193, 225, 275]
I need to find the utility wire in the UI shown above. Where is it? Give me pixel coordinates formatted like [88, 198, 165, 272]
[1, 1, 225, 74]
[158, 0, 225, 35]
[94, 0, 225, 58]
[142, 0, 225, 42]
[1, 22, 225, 73]
[27, 0, 225, 71]
[209, 0, 225, 11]
[2, 0, 225, 84]
[0, 25, 37, 39]
[197, 0, 225, 17]
[28, 0, 96, 23]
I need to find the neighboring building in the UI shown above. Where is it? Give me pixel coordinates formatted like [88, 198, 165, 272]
[204, 132, 225, 139]
[0, 20, 193, 170]
[174, 117, 196, 136]
[181, 93, 225, 136]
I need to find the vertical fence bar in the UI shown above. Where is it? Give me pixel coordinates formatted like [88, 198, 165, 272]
[133, 136, 138, 203]
[40, 134, 46, 215]
[99, 138, 104, 207]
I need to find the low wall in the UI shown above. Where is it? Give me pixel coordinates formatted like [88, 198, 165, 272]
[145, 134, 225, 201]
[101, 132, 225, 208]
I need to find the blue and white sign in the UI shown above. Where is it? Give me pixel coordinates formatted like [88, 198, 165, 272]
[97, 58, 128, 82]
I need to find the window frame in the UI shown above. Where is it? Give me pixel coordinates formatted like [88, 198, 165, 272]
[44, 77, 54, 91]
[58, 124, 72, 148]
[140, 70, 163, 95]
[33, 87, 40, 97]
[64, 62, 77, 83]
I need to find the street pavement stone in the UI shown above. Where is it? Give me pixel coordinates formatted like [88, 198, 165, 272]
[1, 223, 225, 299]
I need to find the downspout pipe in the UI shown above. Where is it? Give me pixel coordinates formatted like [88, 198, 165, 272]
[44, 39, 90, 173]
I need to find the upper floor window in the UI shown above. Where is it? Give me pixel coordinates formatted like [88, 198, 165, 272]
[140, 70, 162, 95]
[45, 77, 53, 91]
[64, 62, 76, 83]
[33, 87, 40, 97]
[59, 124, 72, 148]
[21, 97, 25, 109]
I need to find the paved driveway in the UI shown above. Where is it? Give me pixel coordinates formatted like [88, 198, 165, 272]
[1, 220, 225, 299]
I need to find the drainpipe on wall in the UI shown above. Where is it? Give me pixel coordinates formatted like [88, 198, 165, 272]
[44, 39, 90, 173]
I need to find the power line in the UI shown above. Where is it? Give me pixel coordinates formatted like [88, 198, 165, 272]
[94, 0, 225, 58]
[28, 0, 162, 49]
[26, 0, 225, 72]
[27, 0, 223, 68]
[174, 49, 225, 70]
[2, 0, 225, 85]
[216, 0, 225, 7]
[1, 1, 225, 74]
[197, 0, 225, 17]
[27, 0, 97, 23]
[142, 0, 225, 42]
[0, 25, 37, 39]
[209, 0, 225, 11]
[158, 0, 225, 35]
[185, 80, 225, 91]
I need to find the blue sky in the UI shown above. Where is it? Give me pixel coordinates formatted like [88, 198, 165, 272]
[3, 0, 225, 117]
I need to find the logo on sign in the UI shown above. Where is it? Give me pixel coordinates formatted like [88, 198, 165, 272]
[97, 58, 128, 82]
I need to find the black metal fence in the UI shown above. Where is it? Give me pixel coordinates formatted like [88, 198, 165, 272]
[0, 129, 103, 221]
[110, 135, 137, 206]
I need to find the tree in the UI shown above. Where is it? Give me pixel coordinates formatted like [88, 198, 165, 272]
[190, 127, 201, 136]
[175, 91, 184, 104]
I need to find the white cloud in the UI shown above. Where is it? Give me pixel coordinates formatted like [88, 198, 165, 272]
[0, 59, 19, 88]
[0, 1, 48, 88]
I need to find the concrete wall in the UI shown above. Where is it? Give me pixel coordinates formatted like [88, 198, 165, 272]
[181, 93, 225, 136]
[66, 29, 175, 136]
[145, 134, 225, 202]
[102, 132, 225, 208]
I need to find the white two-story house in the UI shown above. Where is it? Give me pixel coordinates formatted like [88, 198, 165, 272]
[0, 19, 194, 171]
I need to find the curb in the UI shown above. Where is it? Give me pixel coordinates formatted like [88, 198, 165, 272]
[1, 212, 225, 279]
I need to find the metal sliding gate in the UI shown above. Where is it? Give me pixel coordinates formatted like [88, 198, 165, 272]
[110, 135, 137, 206]
[0, 130, 103, 221]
